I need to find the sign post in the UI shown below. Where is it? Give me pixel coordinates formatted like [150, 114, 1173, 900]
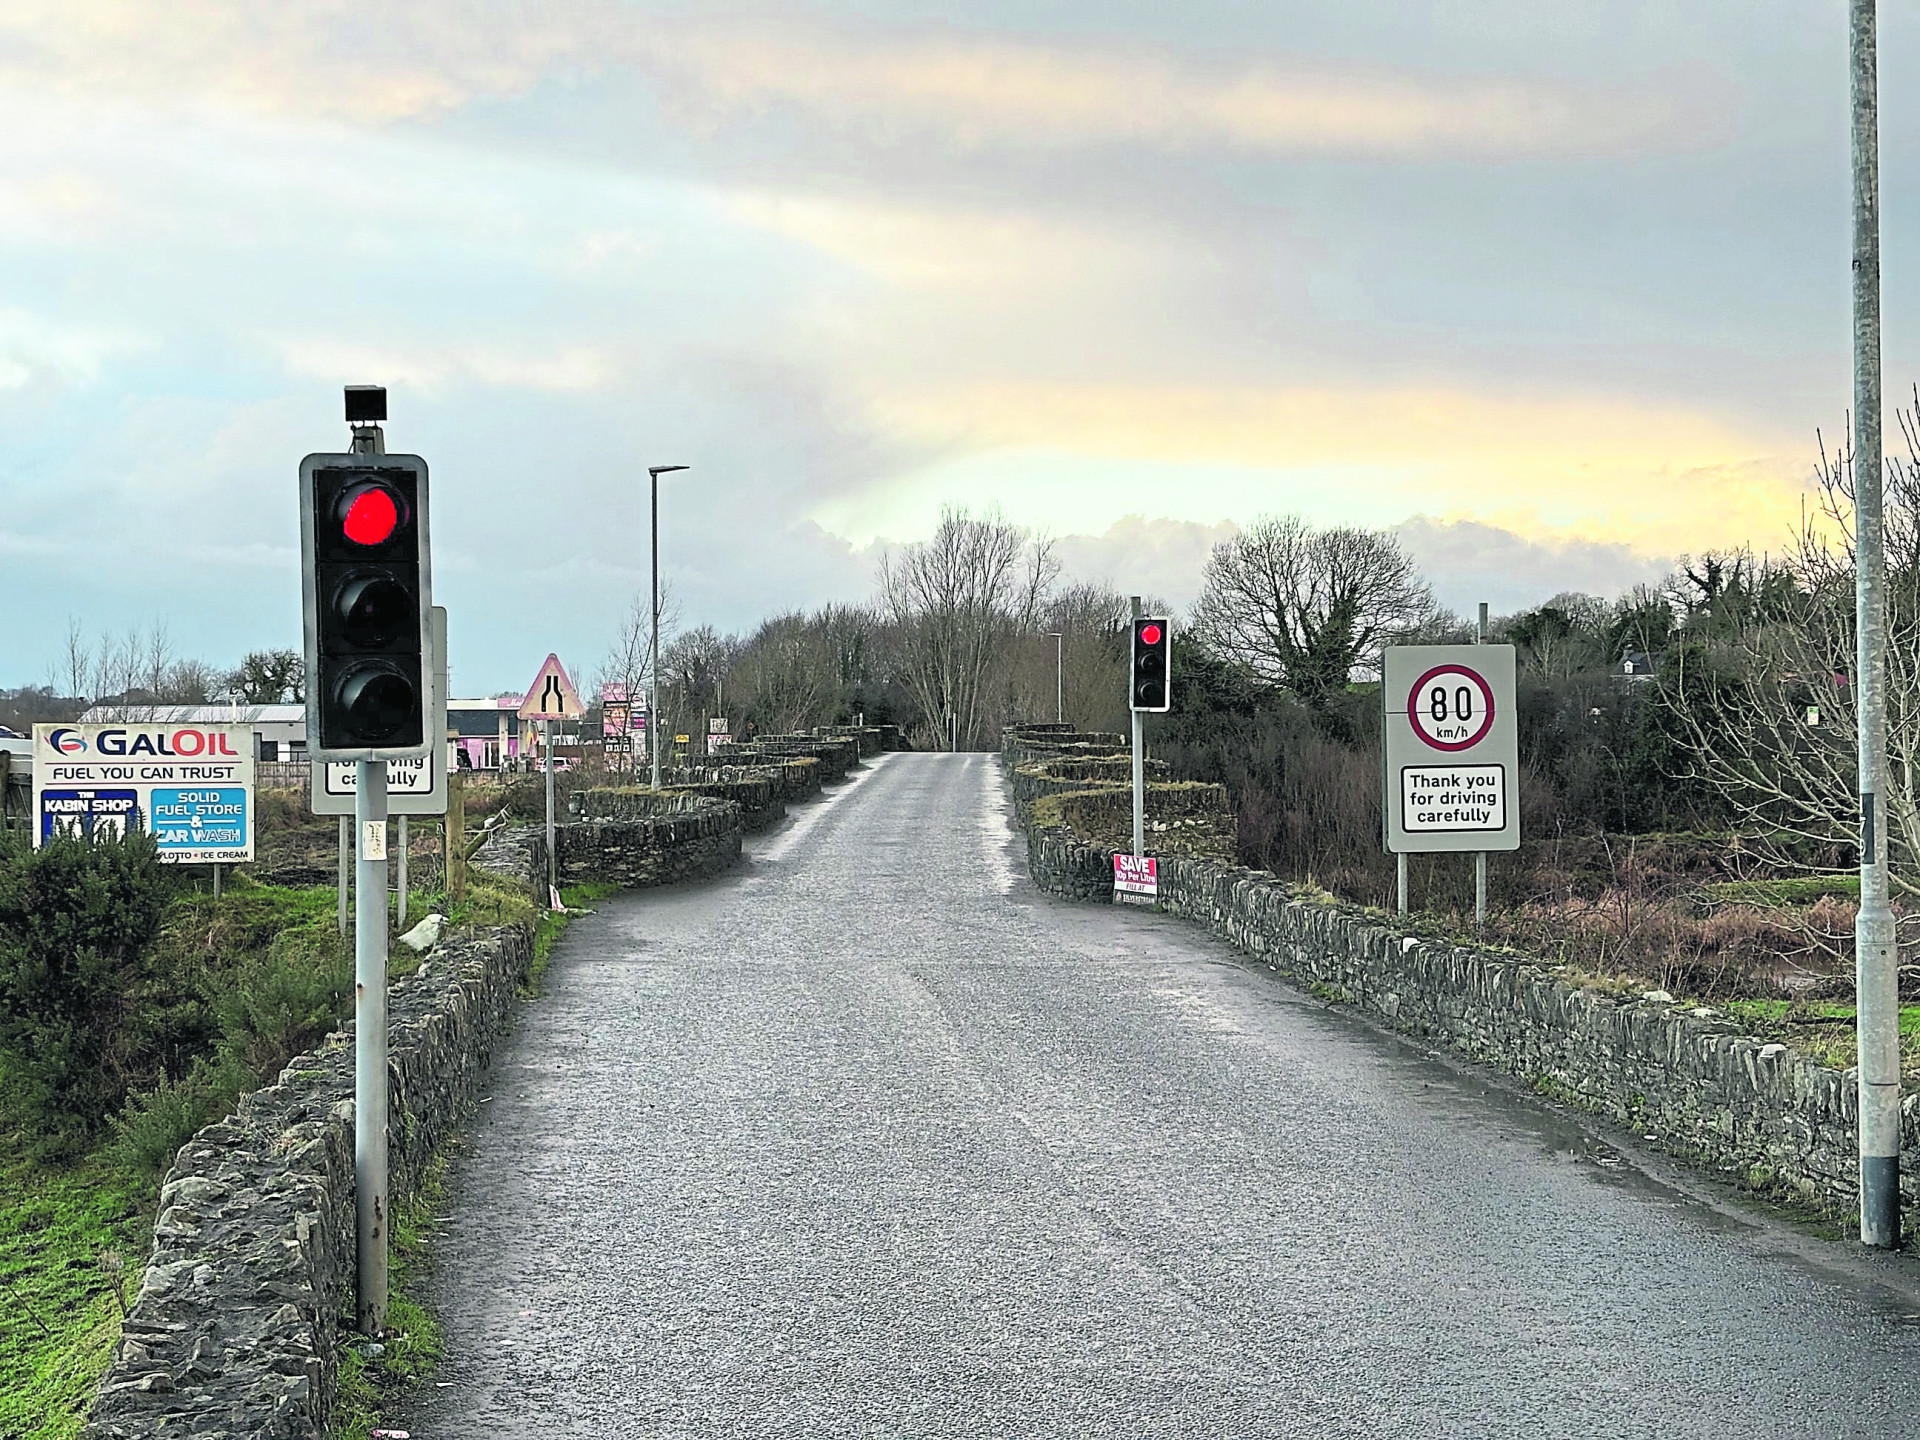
[1382, 644, 1520, 913]
[518, 654, 585, 907]
[31, 723, 255, 862]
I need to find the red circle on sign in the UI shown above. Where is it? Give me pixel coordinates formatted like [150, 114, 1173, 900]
[1140, 623, 1162, 645]
[1407, 664, 1496, 752]
[343, 487, 400, 546]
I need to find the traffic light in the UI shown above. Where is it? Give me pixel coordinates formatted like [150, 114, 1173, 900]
[1131, 616, 1172, 712]
[299, 454, 432, 757]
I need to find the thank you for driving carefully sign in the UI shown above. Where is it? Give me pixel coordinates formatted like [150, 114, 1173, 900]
[1382, 645, 1519, 855]
[31, 723, 255, 862]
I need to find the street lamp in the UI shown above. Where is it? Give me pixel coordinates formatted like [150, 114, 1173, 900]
[1043, 632, 1063, 723]
[648, 464, 688, 791]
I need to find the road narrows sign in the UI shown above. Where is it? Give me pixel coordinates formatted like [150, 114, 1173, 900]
[518, 655, 584, 721]
[1382, 645, 1520, 854]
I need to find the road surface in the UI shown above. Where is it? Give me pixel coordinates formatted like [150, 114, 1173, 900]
[403, 752, 1920, 1439]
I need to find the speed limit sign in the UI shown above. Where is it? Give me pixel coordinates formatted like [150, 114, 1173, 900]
[1382, 644, 1519, 854]
[1407, 663, 1497, 751]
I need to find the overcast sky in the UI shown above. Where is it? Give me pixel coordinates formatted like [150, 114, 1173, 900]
[0, 1, 1910, 694]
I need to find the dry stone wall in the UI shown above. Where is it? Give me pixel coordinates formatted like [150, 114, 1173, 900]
[84, 924, 534, 1439]
[476, 791, 743, 892]
[1006, 740, 1920, 1217]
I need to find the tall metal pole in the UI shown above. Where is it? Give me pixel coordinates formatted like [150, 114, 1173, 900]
[650, 470, 662, 791]
[337, 816, 349, 936]
[1055, 632, 1065, 723]
[1476, 600, 1489, 927]
[1130, 596, 1145, 858]
[354, 760, 390, 1333]
[396, 815, 408, 928]
[1852, 0, 1900, 1250]
[544, 717, 557, 899]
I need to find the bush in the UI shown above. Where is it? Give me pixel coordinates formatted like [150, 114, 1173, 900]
[110, 1053, 250, 1176]
[214, 929, 352, 1077]
[0, 827, 179, 1152]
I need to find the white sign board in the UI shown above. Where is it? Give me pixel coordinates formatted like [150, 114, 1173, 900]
[31, 723, 255, 863]
[1382, 645, 1520, 854]
[1114, 853, 1159, 897]
[311, 606, 448, 817]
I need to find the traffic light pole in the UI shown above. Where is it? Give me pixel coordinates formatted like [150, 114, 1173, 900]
[354, 759, 390, 1333]
[1130, 595, 1145, 858]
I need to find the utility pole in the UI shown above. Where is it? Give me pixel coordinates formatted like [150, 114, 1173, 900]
[1130, 596, 1145, 859]
[647, 465, 687, 790]
[1852, 0, 1900, 1250]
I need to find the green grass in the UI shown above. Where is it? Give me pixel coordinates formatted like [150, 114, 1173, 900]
[0, 1144, 146, 1440]
[332, 880, 615, 1436]
[1698, 875, 1861, 907]
[332, 1157, 452, 1440]
[0, 855, 611, 1438]
[0, 874, 459, 1435]
[522, 883, 619, 996]
[1725, 999, 1920, 1078]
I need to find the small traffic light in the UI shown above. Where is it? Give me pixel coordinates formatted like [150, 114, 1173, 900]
[1131, 616, 1172, 712]
[299, 454, 432, 757]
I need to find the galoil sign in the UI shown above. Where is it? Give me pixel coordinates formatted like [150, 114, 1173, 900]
[32, 723, 255, 862]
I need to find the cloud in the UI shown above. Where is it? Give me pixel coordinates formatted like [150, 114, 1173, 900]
[0, 4, 1696, 164]
[652, 23, 1690, 161]
[1393, 516, 1674, 618]
[855, 381, 1815, 556]
[272, 337, 618, 395]
[0, 308, 153, 389]
[1051, 515, 1242, 612]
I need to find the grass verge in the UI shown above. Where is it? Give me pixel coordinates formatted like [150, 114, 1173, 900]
[325, 878, 618, 1436]
[0, 1145, 146, 1440]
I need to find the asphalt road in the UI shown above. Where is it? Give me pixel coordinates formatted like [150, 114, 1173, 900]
[403, 752, 1920, 1439]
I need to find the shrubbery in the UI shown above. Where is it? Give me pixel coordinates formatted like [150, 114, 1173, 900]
[0, 827, 180, 1155]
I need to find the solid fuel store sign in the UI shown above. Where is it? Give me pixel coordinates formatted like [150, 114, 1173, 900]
[1382, 645, 1520, 855]
[31, 724, 255, 863]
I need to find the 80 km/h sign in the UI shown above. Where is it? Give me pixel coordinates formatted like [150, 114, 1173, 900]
[1382, 645, 1519, 855]
[1407, 663, 1497, 751]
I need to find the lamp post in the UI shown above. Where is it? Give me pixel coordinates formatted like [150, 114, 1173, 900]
[648, 464, 688, 791]
[1044, 631, 1063, 723]
[1850, 0, 1899, 1249]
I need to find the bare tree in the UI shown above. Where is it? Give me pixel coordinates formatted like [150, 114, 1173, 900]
[1191, 515, 1434, 709]
[879, 506, 1058, 749]
[596, 583, 684, 715]
[1667, 408, 1920, 955]
[732, 612, 836, 734]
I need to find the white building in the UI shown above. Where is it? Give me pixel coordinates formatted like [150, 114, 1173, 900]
[78, 704, 309, 761]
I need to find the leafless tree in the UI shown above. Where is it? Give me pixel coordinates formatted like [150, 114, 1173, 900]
[1191, 515, 1434, 708]
[879, 506, 1058, 749]
[1668, 405, 1920, 952]
[731, 612, 837, 734]
[596, 582, 684, 714]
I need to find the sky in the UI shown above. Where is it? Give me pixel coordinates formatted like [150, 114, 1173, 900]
[0, 1, 1910, 695]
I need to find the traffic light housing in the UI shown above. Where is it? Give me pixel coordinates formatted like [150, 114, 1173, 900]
[1131, 616, 1172, 712]
[299, 454, 432, 758]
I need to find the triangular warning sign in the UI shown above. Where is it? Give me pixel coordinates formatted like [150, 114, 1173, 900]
[518, 654, 585, 720]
